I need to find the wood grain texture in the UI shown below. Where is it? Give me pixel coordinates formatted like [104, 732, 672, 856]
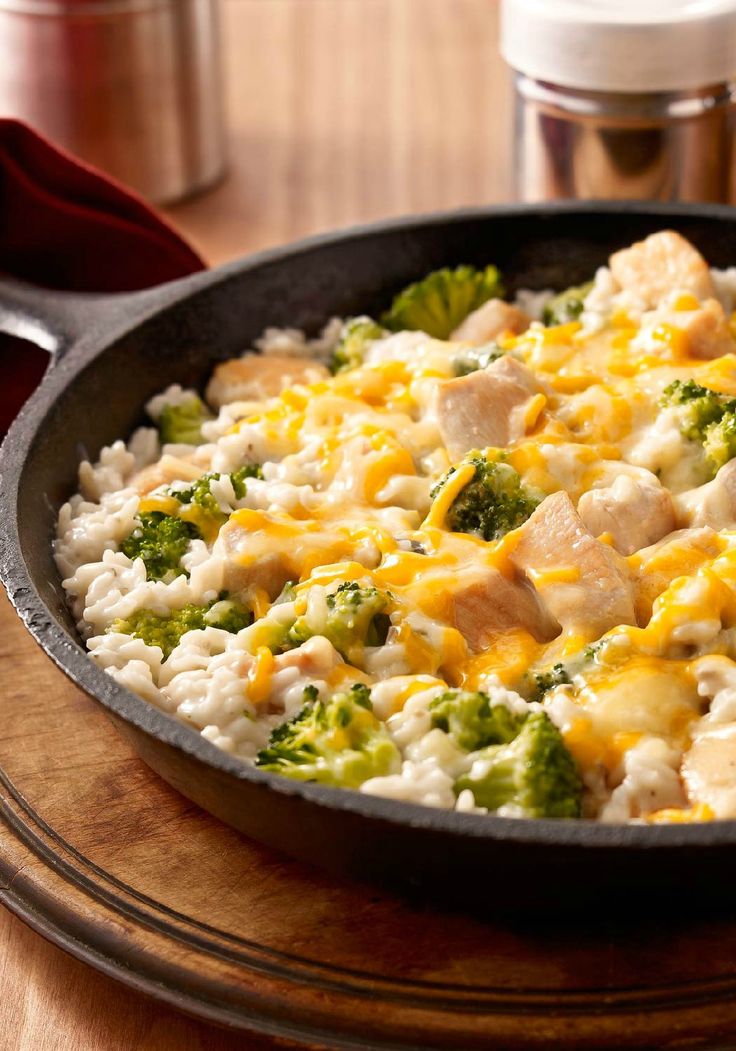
[168, 0, 511, 266]
[0, 908, 284, 1051]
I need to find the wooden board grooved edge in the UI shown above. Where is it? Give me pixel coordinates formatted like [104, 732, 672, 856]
[4, 590, 736, 1048]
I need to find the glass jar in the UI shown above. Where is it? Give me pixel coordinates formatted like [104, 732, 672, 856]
[501, 0, 736, 203]
[0, 0, 226, 204]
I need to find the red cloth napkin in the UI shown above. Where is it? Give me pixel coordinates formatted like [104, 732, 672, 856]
[0, 118, 206, 433]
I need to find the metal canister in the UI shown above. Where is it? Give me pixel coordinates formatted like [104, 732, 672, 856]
[0, 0, 226, 204]
[500, 0, 736, 204]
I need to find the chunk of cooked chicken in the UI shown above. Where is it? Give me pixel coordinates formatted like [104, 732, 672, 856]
[577, 474, 676, 556]
[682, 727, 736, 819]
[450, 299, 529, 344]
[216, 510, 382, 600]
[434, 355, 540, 460]
[450, 566, 559, 651]
[629, 527, 722, 623]
[206, 354, 330, 408]
[677, 298, 735, 359]
[609, 230, 714, 309]
[219, 547, 294, 601]
[508, 491, 636, 639]
[675, 460, 736, 530]
[132, 454, 202, 494]
[648, 298, 736, 360]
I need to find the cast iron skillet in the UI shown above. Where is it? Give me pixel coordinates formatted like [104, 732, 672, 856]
[4, 201, 736, 910]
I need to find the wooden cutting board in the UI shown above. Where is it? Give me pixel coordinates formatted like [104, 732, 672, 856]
[4, 593, 736, 1048]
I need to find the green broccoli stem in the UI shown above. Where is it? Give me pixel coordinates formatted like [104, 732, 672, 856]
[660, 379, 736, 475]
[431, 452, 543, 541]
[121, 511, 200, 582]
[382, 265, 504, 340]
[429, 689, 521, 751]
[330, 317, 386, 374]
[256, 683, 401, 788]
[460, 750, 524, 812]
[454, 712, 583, 818]
[542, 281, 593, 326]
[158, 395, 213, 445]
[111, 596, 251, 658]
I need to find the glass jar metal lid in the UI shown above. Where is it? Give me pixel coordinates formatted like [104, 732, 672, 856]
[501, 0, 736, 94]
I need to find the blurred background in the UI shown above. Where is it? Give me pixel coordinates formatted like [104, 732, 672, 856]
[4, 0, 736, 269]
[168, 0, 514, 263]
[0, 0, 513, 264]
[167, 0, 513, 263]
[173, 0, 514, 262]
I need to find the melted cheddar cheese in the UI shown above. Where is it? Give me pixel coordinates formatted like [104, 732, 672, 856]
[62, 232, 736, 823]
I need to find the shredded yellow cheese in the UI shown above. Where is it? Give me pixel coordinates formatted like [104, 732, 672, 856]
[421, 462, 476, 530]
[247, 646, 275, 706]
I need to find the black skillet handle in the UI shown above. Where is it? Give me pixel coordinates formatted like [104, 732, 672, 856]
[0, 277, 186, 361]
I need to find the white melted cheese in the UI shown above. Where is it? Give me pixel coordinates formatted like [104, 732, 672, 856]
[57, 250, 736, 823]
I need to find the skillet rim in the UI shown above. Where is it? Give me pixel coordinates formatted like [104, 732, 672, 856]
[4, 198, 736, 850]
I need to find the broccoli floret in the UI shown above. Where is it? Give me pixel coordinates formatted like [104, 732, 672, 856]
[204, 599, 252, 633]
[523, 641, 608, 702]
[660, 379, 726, 440]
[171, 472, 223, 519]
[111, 597, 251, 658]
[451, 342, 505, 377]
[121, 512, 200, 582]
[171, 464, 261, 524]
[660, 379, 736, 474]
[111, 604, 207, 658]
[256, 683, 401, 787]
[430, 452, 543, 541]
[702, 413, 736, 472]
[529, 663, 572, 701]
[274, 581, 297, 605]
[542, 281, 594, 326]
[582, 639, 606, 662]
[231, 462, 263, 496]
[382, 265, 504, 340]
[429, 689, 521, 751]
[158, 395, 213, 445]
[455, 711, 582, 818]
[661, 378, 714, 407]
[287, 581, 391, 663]
[330, 317, 387, 374]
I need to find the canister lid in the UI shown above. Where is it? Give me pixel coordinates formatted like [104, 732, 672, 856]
[500, 0, 736, 93]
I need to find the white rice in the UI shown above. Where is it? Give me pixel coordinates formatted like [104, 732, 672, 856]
[53, 252, 736, 824]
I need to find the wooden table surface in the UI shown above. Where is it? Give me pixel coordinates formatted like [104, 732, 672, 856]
[1, 1, 512, 1047]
